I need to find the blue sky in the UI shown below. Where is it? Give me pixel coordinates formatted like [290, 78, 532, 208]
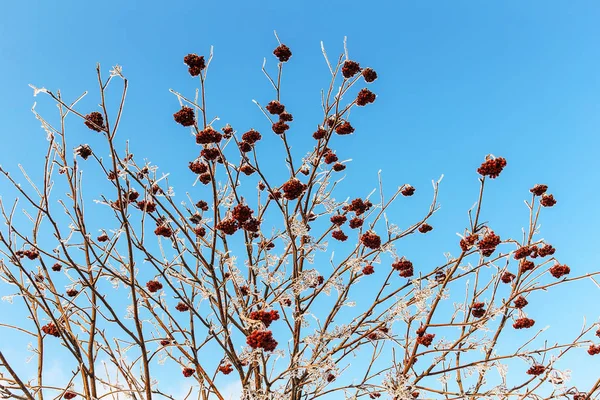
[1, 0, 600, 397]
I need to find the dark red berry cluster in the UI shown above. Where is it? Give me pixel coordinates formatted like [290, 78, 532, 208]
[344, 198, 373, 216]
[362, 265, 375, 275]
[477, 231, 501, 257]
[217, 218, 238, 235]
[273, 44, 292, 62]
[392, 258, 414, 278]
[356, 88, 376, 106]
[246, 330, 278, 351]
[477, 157, 507, 179]
[540, 194, 557, 207]
[42, 322, 60, 337]
[184, 54, 206, 76]
[360, 231, 381, 249]
[282, 178, 307, 200]
[471, 302, 486, 318]
[173, 107, 196, 127]
[248, 310, 280, 327]
[342, 60, 361, 78]
[514, 296, 528, 309]
[75, 144, 93, 159]
[549, 263, 570, 278]
[530, 184, 548, 196]
[418, 223, 433, 233]
[513, 317, 535, 329]
[196, 127, 222, 144]
[84, 112, 105, 132]
[401, 185, 415, 196]
[526, 365, 545, 376]
[146, 280, 163, 293]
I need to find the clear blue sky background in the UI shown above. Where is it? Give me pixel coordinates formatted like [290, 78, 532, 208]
[1, 0, 599, 396]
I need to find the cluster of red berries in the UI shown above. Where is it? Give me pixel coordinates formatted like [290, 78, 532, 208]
[530, 184, 548, 196]
[219, 363, 233, 375]
[362, 68, 378, 83]
[588, 344, 600, 356]
[477, 231, 501, 257]
[246, 330, 278, 351]
[173, 106, 196, 127]
[266, 101, 285, 115]
[418, 223, 433, 234]
[282, 178, 307, 200]
[217, 218, 238, 235]
[538, 244, 556, 257]
[136, 200, 156, 213]
[84, 112, 105, 132]
[549, 263, 570, 278]
[97, 233, 109, 242]
[349, 217, 363, 229]
[401, 185, 415, 196]
[66, 289, 78, 297]
[361, 231, 382, 249]
[232, 204, 254, 223]
[239, 163, 255, 176]
[459, 234, 478, 251]
[241, 129, 262, 151]
[154, 220, 174, 238]
[519, 260, 535, 273]
[248, 310, 280, 327]
[540, 193, 557, 207]
[243, 217, 262, 233]
[362, 265, 375, 275]
[201, 147, 220, 161]
[513, 317, 535, 329]
[184, 54, 206, 76]
[146, 280, 163, 293]
[392, 258, 414, 278]
[324, 150, 339, 164]
[330, 214, 347, 226]
[15, 248, 40, 260]
[342, 60, 361, 78]
[332, 230, 348, 241]
[416, 333, 435, 347]
[193, 226, 206, 237]
[75, 144, 93, 159]
[356, 88, 376, 106]
[313, 127, 327, 140]
[477, 156, 507, 179]
[273, 44, 292, 62]
[221, 124, 234, 138]
[514, 246, 532, 260]
[344, 198, 373, 216]
[526, 365, 546, 376]
[265, 101, 293, 134]
[196, 127, 222, 145]
[501, 271, 516, 284]
[182, 367, 196, 377]
[332, 162, 346, 171]
[335, 121, 355, 135]
[42, 322, 60, 337]
[63, 392, 77, 399]
[513, 296, 528, 309]
[471, 302, 486, 318]
[52, 263, 62, 272]
[175, 302, 190, 312]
